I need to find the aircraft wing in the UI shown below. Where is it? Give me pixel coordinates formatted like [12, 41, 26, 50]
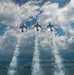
[30, 24, 36, 29]
[19, 26, 22, 28]
[47, 25, 50, 27]
[51, 25, 54, 27]
[24, 26, 28, 28]
[38, 25, 42, 27]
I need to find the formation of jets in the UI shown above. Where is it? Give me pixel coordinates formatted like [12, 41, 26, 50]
[19, 21, 54, 32]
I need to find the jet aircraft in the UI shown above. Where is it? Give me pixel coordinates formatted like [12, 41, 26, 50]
[31, 22, 42, 31]
[46, 22, 54, 31]
[19, 24, 28, 32]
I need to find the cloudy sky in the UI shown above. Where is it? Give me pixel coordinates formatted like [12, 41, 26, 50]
[0, 0, 74, 60]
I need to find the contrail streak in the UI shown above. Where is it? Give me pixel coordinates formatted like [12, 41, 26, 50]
[7, 38, 20, 75]
[51, 33, 67, 75]
[31, 32, 43, 75]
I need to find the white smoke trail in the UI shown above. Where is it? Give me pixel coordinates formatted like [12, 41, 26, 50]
[51, 32, 67, 75]
[31, 32, 43, 75]
[7, 38, 20, 75]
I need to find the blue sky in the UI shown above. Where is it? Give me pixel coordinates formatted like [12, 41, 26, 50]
[0, 2, 74, 75]
[13, 0, 70, 7]
[0, 0, 74, 55]
[0, 24, 6, 35]
[0, 0, 72, 35]
[50, 0, 70, 7]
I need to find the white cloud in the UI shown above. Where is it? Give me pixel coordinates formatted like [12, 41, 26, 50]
[37, 0, 74, 47]
[0, 1, 40, 28]
[0, 0, 12, 2]
[38, 0, 74, 31]
[30, 0, 43, 4]
[0, 0, 40, 52]
[20, 2, 40, 21]
[0, 0, 74, 53]
[0, 1, 21, 27]
[37, 31, 68, 50]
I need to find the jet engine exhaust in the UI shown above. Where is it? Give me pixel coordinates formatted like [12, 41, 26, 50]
[7, 39, 20, 75]
[31, 32, 43, 75]
[51, 33, 67, 75]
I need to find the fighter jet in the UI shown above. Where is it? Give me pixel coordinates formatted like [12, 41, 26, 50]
[19, 24, 28, 32]
[31, 22, 42, 31]
[46, 22, 54, 31]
